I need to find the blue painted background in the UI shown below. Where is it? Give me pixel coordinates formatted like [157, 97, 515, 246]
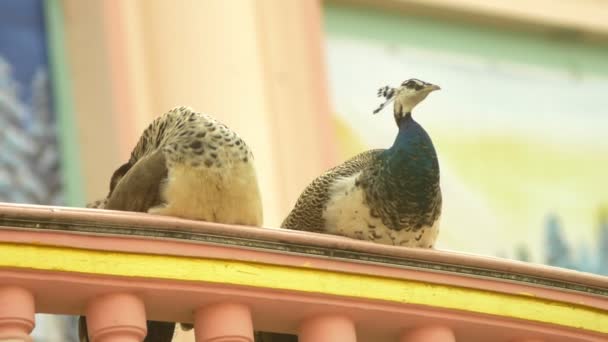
[0, 1, 75, 340]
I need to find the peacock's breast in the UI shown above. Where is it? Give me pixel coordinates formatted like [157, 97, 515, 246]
[321, 170, 441, 247]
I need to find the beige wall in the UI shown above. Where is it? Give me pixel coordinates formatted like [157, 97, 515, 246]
[62, 0, 337, 227]
[62, 0, 122, 202]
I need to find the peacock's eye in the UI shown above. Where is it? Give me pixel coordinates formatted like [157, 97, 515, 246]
[402, 80, 416, 88]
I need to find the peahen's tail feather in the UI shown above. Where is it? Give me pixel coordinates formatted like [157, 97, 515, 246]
[255, 331, 299, 342]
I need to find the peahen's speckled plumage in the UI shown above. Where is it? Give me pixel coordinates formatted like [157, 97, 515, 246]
[80, 106, 263, 342]
[282, 78, 442, 248]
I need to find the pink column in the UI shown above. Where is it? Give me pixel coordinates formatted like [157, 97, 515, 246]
[0, 287, 35, 342]
[194, 302, 253, 342]
[299, 314, 356, 342]
[85, 293, 147, 342]
[401, 325, 455, 342]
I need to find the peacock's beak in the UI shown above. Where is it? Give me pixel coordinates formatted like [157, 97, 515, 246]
[426, 84, 441, 92]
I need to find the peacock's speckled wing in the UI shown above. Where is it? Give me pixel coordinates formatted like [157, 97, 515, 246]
[84, 152, 167, 213]
[79, 107, 262, 342]
[79, 157, 173, 342]
[104, 149, 167, 212]
[281, 149, 383, 231]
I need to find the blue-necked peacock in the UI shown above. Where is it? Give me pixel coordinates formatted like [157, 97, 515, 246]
[255, 78, 443, 342]
[282, 78, 442, 248]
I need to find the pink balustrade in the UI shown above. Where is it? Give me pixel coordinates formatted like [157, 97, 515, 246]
[0, 203, 606, 342]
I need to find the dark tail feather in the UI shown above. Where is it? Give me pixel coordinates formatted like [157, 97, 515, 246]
[83, 318, 295, 342]
[79, 316, 175, 342]
[180, 322, 193, 331]
[255, 331, 299, 342]
[145, 321, 176, 342]
[78, 316, 88, 342]
[183, 325, 296, 341]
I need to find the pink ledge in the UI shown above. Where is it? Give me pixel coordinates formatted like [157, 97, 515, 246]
[0, 202, 607, 342]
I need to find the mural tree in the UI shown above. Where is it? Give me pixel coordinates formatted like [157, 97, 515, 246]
[0, 57, 62, 205]
[598, 209, 608, 276]
[544, 214, 574, 270]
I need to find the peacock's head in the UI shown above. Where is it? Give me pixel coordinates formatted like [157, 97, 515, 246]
[394, 78, 440, 116]
[373, 78, 440, 123]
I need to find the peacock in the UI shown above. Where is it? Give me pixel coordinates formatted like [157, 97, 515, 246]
[80, 106, 263, 342]
[254, 77, 442, 342]
[255, 78, 442, 342]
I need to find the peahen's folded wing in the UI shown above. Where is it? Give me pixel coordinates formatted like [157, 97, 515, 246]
[281, 149, 383, 232]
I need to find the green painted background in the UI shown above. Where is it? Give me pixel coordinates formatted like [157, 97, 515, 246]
[324, 3, 608, 76]
[322, 2, 608, 267]
[43, 0, 85, 207]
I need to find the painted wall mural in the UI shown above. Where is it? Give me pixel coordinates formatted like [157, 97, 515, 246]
[323, 4, 608, 274]
[0, 0, 62, 205]
[0, 1, 76, 340]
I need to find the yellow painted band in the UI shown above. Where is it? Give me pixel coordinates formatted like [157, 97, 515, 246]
[1, 243, 606, 334]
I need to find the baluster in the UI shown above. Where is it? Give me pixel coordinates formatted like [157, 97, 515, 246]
[85, 293, 146, 342]
[0, 286, 35, 342]
[299, 314, 356, 342]
[401, 325, 455, 342]
[194, 302, 253, 342]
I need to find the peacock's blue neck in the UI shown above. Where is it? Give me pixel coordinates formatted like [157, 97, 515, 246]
[361, 114, 441, 232]
[384, 112, 439, 178]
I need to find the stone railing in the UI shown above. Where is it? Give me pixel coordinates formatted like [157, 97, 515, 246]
[0, 203, 606, 341]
